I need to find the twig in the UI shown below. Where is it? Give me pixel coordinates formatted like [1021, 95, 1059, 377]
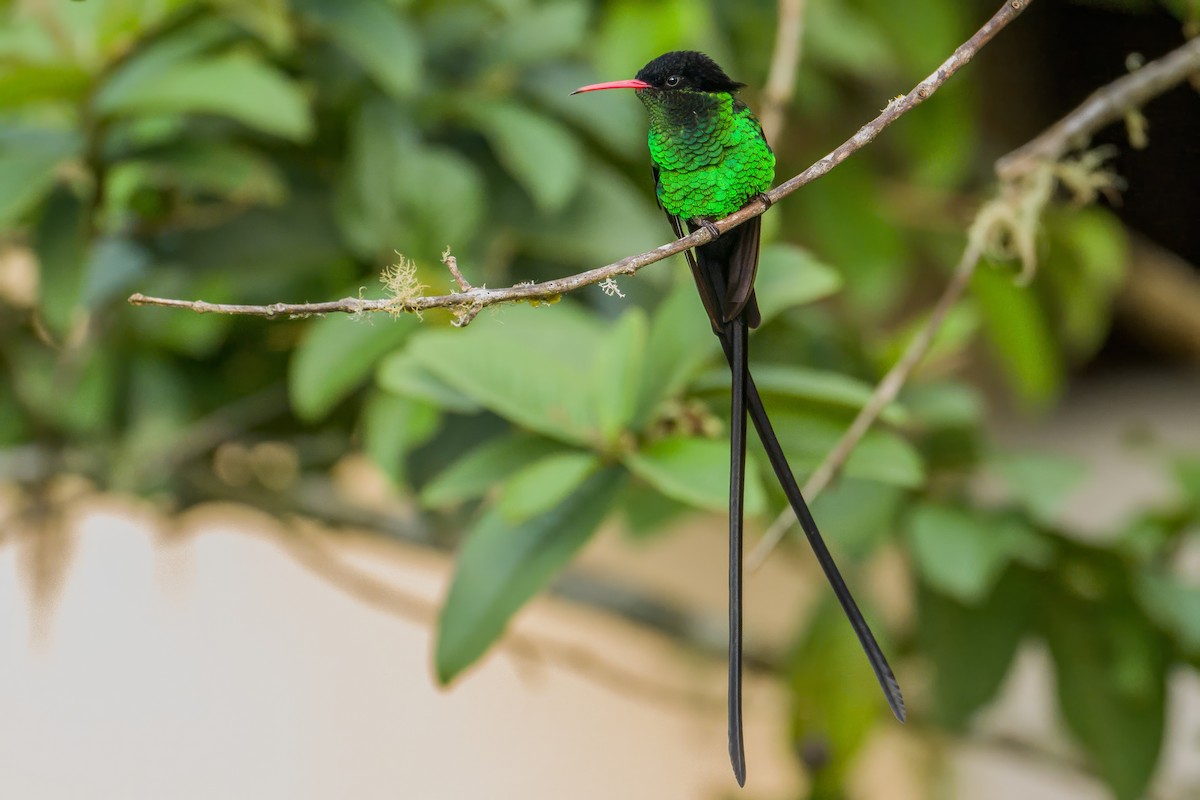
[748, 35, 1200, 569]
[442, 246, 471, 292]
[997, 36, 1200, 178]
[759, 0, 807, 145]
[128, 0, 1034, 318]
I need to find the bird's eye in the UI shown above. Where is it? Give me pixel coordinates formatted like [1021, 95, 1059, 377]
[665, 75, 681, 87]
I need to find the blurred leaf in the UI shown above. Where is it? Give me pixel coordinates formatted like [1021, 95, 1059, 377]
[1175, 455, 1200, 513]
[525, 64, 645, 158]
[590, 308, 647, 446]
[205, 0, 294, 52]
[464, 101, 584, 213]
[790, 597, 888, 790]
[0, 63, 89, 109]
[290, 315, 413, 422]
[521, 158, 663, 267]
[624, 436, 765, 515]
[793, 159, 906, 315]
[771, 409, 925, 488]
[991, 451, 1087, 526]
[876, 302, 980, 375]
[907, 504, 1052, 604]
[594, 0, 722, 80]
[808, 479, 905, 559]
[901, 380, 984, 429]
[33, 186, 88, 338]
[117, 141, 288, 206]
[436, 467, 626, 683]
[619, 480, 689, 538]
[361, 390, 441, 485]
[1041, 582, 1167, 800]
[397, 144, 485, 255]
[298, 0, 420, 98]
[804, 0, 895, 79]
[334, 95, 416, 256]
[753, 244, 843, 324]
[918, 567, 1036, 729]
[498, 450, 600, 522]
[421, 432, 569, 508]
[1136, 571, 1200, 656]
[11, 343, 116, 436]
[82, 237, 151, 308]
[695, 363, 907, 425]
[0, 128, 80, 226]
[632, 274, 717, 426]
[96, 52, 312, 140]
[408, 304, 606, 446]
[972, 264, 1063, 408]
[485, 1, 588, 65]
[377, 349, 481, 413]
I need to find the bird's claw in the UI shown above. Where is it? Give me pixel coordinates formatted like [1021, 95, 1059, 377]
[700, 219, 720, 240]
[753, 192, 773, 211]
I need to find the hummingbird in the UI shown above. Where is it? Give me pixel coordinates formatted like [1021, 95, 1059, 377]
[574, 51, 905, 785]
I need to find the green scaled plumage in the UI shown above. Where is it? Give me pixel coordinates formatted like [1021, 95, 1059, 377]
[643, 93, 775, 220]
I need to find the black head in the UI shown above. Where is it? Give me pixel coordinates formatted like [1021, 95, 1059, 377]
[635, 51, 744, 93]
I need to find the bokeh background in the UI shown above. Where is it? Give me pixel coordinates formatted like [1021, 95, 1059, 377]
[1, 0, 1199, 798]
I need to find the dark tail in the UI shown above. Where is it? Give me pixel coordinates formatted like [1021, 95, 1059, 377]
[714, 331, 907, 724]
[726, 314, 748, 787]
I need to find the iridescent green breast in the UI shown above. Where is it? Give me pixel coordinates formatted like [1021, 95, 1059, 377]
[642, 91, 775, 220]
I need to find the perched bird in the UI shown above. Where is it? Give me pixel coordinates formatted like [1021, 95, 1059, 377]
[574, 51, 904, 786]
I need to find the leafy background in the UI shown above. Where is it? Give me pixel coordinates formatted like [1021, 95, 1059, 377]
[1, 0, 1199, 798]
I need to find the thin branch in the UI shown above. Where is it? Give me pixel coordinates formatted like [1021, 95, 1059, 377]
[997, 35, 1200, 179]
[759, 0, 807, 145]
[128, 0, 1035, 318]
[748, 34, 1200, 569]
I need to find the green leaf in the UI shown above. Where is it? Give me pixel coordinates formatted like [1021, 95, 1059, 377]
[33, 186, 88, 338]
[1041, 580, 1167, 800]
[81, 237, 151, 308]
[753, 244, 843, 324]
[408, 304, 606, 446]
[632, 274, 718, 426]
[624, 436, 765, 515]
[421, 433, 568, 508]
[990, 451, 1087, 526]
[972, 264, 1063, 408]
[11, 342, 116, 436]
[590, 308, 647, 445]
[1135, 571, 1200, 656]
[790, 596, 890, 790]
[918, 567, 1036, 729]
[907, 504, 1052, 604]
[0, 128, 80, 226]
[520, 158, 663, 267]
[298, 0, 421, 98]
[290, 315, 412, 422]
[619, 481, 689, 539]
[808, 479, 906, 559]
[361, 390, 441, 485]
[770, 410, 925, 489]
[95, 52, 312, 140]
[464, 101, 584, 213]
[694, 363, 907, 425]
[117, 141, 288, 206]
[497, 450, 600, 522]
[436, 467, 626, 683]
[0, 63, 89, 109]
[377, 349, 481, 414]
[395, 144, 485, 256]
[485, 1, 588, 65]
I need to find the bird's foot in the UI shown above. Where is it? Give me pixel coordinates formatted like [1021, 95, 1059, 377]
[698, 219, 720, 240]
[753, 192, 773, 211]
